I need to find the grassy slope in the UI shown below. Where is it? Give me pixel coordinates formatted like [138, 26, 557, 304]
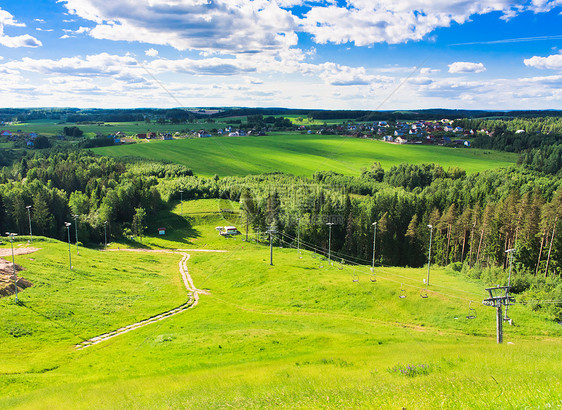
[92, 133, 517, 177]
[0, 200, 560, 408]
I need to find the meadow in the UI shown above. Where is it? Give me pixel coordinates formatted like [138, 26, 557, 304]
[0, 199, 560, 408]
[93, 133, 517, 177]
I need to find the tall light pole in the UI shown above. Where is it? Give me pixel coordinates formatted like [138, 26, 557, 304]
[267, 227, 275, 266]
[505, 248, 515, 321]
[73, 214, 79, 254]
[26, 205, 32, 243]
[327, 222, 335, 264]
[371, 221, 377, 272]
[426, 224, 433, 286]
[179, 189, 184, 216]
[297, 217, 301, 258]
[65, 222, 72, 270]
[104, 221, 108, 248]
[6, 233, 18, 303]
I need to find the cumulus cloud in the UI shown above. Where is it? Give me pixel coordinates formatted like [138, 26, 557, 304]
[524, 53, 562, 70]
[61, 0, 298, 54]
[0, 8, 42, 48]
[448, 62, 486, 73]
[145, 48, 158, 57]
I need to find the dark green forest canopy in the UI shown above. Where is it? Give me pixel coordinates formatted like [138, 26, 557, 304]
[0, 150, 560, 318]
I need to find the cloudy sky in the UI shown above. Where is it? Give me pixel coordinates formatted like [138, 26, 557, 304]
[1, 0, 562, 110]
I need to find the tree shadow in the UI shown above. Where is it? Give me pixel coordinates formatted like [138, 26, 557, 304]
[145, 208, 201, 245]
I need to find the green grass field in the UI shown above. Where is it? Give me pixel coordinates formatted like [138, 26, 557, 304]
[93, 133, 517, 177]
[2, 119, 237, 138]
[1, 199, 560, 408]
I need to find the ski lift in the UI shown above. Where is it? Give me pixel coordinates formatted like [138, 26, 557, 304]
[420, 288, 429, 298]
[298, 251, 302, 259]
[399, 284, 406, 298]
[352, 274, 359, 282]
[370, 273, 377, 282]
[466, 301, 476, 320]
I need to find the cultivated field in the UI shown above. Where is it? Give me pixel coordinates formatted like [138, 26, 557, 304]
[93, 133, 517, 177]
[1, 199, 560, 408]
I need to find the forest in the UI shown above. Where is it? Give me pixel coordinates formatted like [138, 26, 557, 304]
[1, 150, 560, 319]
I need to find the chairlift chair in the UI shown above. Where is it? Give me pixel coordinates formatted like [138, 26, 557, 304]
[399, 284, 406, 298]
[466, 301, 476, 320]
[420, 288, 429, 298]
[370, 273, 377, 282]
[352, 274, 359, 282]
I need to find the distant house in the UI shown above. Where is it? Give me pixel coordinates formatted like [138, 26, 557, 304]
[383, 135, 394, 142]
[137, 133, 147, 139]
[0, 130, 12, 136]
[26, 141, 34, 148]
[28, 132, 38, 139]
[515, 129, 525, 134]
[162, 133, 173, 140]
[198, 130, 212, 138]
[228, 131, 239, 137]
[443, 125, 453, 132]
[147, 132, 157, 139]
[454, 127, 463, 133]
[396, 137, 408, 144]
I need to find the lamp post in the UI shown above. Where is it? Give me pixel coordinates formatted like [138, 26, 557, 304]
[6, 233, 18, 302]
[104, 221, 108, 248]
[326, 222, 335, 264]
[297, 217, 301, 257]
[267, 227, 275, 266]
[505, 248, 515, 321]
[73, 214, 79, 254]
[179, 189, 184, 216]
[371, 221, 377, 272]
[426, 224, 433, 286]
[64, 222, 72, 270]
[26, 205, 32, 243]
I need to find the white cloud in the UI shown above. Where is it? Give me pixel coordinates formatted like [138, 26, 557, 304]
[61, 0, 298, 55]
[0, 8, 42, 48]
[524, 53, 562, 70]
[145, 48, 158, 57]
[448, 62, 486, 73]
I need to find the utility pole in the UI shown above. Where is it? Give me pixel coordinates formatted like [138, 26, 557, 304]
[371, 221, 377, 272]
[426, 224, 433, 286]
[104, 221, 108, 248]
[327, 222, 334, 264]
[65, 222, 72, 270]
[73, 214, 79, 254]
[26, 205, 32, 243]
[483, 286, 515, 344]
[7, 233, 18, 303]
[504, 248, 515, 321]
[179, 189, 184, 216]
[297, 217, 301, 258]
[267, 227, 275, 266]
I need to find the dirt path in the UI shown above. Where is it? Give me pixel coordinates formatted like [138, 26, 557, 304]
[75, 249, 223, 350]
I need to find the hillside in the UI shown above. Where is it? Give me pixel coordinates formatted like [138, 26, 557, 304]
[1, 199, 560, 408]
[93, 133, 517, 177]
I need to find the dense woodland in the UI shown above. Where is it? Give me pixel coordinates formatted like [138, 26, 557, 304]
[0, 122, 561, 319]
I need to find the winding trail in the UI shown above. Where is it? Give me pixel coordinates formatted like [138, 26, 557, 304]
[75, 249, 224, 350]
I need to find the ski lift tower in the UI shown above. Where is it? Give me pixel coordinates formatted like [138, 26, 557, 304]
[482, 286, 515, 344]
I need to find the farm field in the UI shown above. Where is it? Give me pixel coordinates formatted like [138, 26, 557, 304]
[93, 133, 518, 177]
[1, 119, 236, 138]
[1, 199, 560, 408]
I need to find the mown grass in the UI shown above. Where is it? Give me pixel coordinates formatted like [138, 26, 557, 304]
[0, 199, 560, 408]
[93, 133, 517, 177]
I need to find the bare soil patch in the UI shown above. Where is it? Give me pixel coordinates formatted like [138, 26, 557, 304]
[0, 247, 39, 297]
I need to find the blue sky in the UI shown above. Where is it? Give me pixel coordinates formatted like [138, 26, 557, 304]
[1, 0, 562, 110]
